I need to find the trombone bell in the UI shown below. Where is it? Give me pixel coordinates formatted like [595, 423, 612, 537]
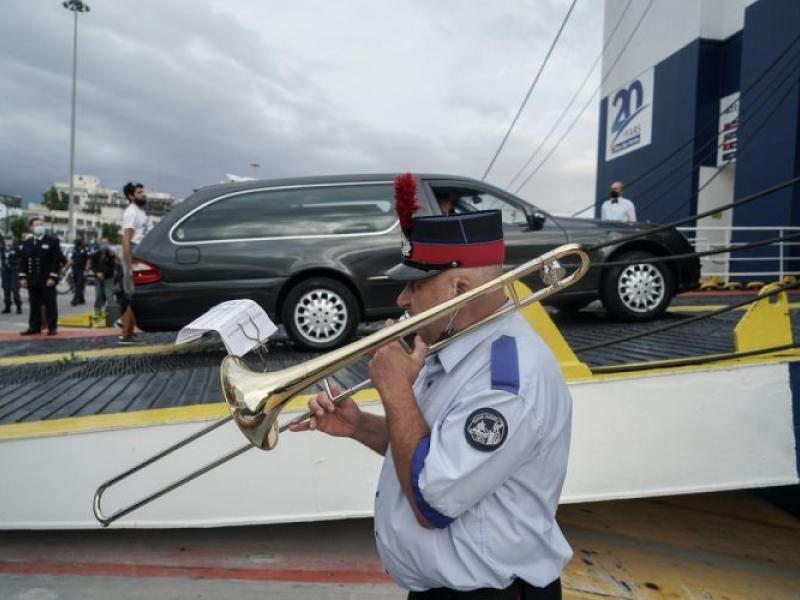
[221, 356, 281, 450]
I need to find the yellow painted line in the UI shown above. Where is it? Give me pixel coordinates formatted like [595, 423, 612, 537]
[0, 403, 229, 442]
[0, 388, 382, 442]
[669, 301, 800, 313]
[0, 341, 209, 367]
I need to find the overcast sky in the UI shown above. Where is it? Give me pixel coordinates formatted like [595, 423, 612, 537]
[0, 0, 604, 215]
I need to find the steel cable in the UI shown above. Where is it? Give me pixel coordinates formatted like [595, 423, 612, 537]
[584, 175, 800, 253]
[505, 0, 635, 190]
[573, 279, 800, 353]
[590, 342, 800, 373]
[626, 50, 800, 218]
[567, 33, 800, 217]
[588, 230, 800, 268]
[481, 0, 578, 181]
[512, 0, 655, 194]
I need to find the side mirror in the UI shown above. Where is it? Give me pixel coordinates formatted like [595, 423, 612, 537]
[527, 211, 546, 230]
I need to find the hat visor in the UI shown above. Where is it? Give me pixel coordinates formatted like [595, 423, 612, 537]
[385, 262, 443, 281]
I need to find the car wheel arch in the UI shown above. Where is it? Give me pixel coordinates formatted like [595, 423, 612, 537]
[600, 240, 676, 285]
[276, 268, 364, 325]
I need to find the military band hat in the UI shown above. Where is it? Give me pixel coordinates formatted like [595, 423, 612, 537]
[386, 173, 505, 281]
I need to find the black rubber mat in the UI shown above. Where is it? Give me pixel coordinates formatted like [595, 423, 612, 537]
[1, 298, 798, 426]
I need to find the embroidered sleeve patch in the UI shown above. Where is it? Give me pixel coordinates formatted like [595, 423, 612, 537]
[464, 407, 508, 451]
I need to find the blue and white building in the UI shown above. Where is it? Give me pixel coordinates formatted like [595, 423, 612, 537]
[596, 0, 800, 280]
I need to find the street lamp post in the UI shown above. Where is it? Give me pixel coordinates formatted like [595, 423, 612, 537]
[63, 0, 90, 242]
[250, 162, 260, 178]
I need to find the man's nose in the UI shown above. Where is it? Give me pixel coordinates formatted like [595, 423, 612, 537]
[396, 282, 412, 309]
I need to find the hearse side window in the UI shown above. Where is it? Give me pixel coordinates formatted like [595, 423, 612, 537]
[173, 184, 397, 242]
[430, 186, 527, 225]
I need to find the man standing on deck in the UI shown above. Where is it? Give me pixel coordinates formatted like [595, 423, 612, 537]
[291, 174, 572, 599]
[600, 181, 636, 222]
[119, 182, 152, 345]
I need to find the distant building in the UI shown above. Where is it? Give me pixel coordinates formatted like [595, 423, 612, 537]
[0, 193, 22, 209]
[27, 175, 181, 241]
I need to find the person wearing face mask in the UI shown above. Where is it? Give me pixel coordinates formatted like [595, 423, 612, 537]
[600, 181, 636, 223]
[19, 217, 62, 335]
[119, 182, 152, 344]
[87, 237, 118, 316]
[1, 237, 23, 314]
[291, 174, 572, 599]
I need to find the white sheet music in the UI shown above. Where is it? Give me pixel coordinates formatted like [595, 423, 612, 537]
[175, 299, 277, 357]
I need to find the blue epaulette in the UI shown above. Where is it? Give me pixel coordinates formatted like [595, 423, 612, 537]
[491, 335, 519, 394]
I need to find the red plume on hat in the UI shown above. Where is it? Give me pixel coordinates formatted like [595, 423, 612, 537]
[394, 173, 419, 234]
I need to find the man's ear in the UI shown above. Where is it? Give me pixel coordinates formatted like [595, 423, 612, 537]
[453, 276, 470, 295]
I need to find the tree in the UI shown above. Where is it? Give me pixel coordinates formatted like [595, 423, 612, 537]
[6, 215, 29, 241]
[101, 222, 121, 244]
[42, 186, 68, 211]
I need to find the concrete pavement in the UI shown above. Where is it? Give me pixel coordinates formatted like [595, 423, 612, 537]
[0, 285, 101, 334]
[1, 492, 798, 599]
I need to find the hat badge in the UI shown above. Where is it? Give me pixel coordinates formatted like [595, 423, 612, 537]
[400, 231, 412, 258]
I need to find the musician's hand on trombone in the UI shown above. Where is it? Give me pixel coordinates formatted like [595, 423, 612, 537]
[369, 321, 428, 401]
[288, 383, 362, 437]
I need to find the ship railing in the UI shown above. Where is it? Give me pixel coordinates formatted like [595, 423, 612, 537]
[677, 225, 800, 281]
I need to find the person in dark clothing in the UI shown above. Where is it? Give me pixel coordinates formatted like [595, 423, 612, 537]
[1, 237, 23, 314]
[19, 217, 61, 335]
[70, 238, 90, 306]
[87, 237, 118, 314]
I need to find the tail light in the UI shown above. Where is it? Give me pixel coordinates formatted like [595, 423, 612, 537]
[132, 259, 162, 286]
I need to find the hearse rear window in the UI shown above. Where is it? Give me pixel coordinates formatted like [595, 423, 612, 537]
[173, 184, 396, 242]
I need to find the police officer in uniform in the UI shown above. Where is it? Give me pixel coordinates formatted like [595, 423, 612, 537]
[19, 217, 62, 335]
[1, 237, 23, 314]
[292, 174, 572, 599]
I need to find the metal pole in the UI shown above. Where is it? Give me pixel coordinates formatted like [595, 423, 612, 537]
[67, 8, 78, 242]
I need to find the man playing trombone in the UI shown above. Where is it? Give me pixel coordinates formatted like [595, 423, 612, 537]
[291, 174, 573, 599]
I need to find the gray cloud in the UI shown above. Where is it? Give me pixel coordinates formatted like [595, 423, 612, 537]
[0, 0, 603, 215]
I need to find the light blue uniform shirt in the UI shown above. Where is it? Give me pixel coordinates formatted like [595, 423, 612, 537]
[374, 310, 573, 591]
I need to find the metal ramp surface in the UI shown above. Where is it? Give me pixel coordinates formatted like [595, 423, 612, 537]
[1, 298, 798, 426]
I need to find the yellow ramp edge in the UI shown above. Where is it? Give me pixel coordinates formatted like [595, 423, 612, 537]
[514, 280, 592, 381]
[0, 340, 214, 367]
[0, 388, 382, 442]
[734, 283, 794, 352]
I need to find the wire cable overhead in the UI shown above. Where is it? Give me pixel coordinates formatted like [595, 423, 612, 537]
[481, 0, 578, 181]
[505, 0, 634, 190]
[512, 0, 655, 195]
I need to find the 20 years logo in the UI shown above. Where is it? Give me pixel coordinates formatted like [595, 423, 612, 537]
[605, 69, 653, 161]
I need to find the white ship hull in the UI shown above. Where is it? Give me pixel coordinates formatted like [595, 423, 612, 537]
[1, 357, 797, 529]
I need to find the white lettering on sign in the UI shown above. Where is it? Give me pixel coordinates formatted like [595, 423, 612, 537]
[605, 69, 654, 162]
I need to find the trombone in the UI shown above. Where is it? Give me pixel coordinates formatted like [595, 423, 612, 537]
[93, 243, 590, 526]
